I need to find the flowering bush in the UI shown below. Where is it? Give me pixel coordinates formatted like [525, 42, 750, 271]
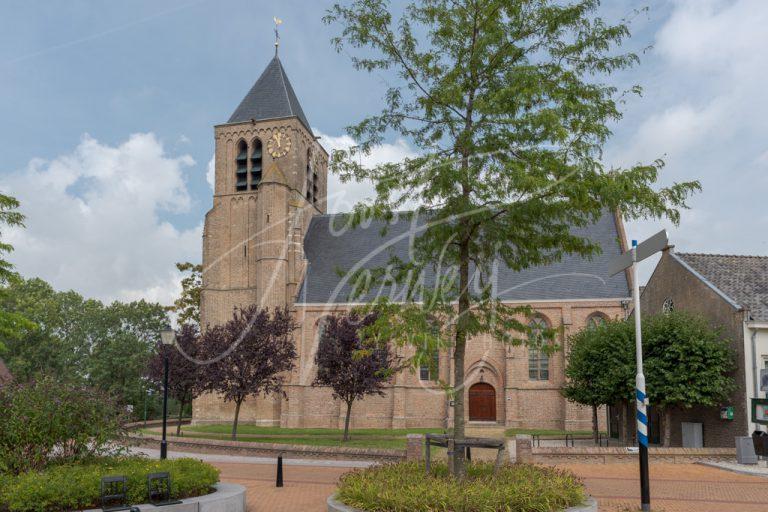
[0, 377, 128, 474]
[337, 461, 585, 512]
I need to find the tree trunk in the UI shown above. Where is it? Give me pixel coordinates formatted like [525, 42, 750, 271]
[343, 400, 353, 442]
[622, 400, 635, 446]
[592, 405, 599, 445]
[232, 399, 243, 441]
[451, 237, 470, 477]
[662, 406, 673, 447]
[618, 402, 627, 445]
[176, 400, 187, 437]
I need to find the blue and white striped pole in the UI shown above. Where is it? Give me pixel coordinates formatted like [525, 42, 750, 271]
[631, 240, 651, 511]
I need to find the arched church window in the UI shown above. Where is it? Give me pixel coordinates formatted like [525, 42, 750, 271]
[315, 316, 330, 345]
[312, 163, 319, 206]
[250, 138, 263, 190]
[235, 140, 248, 191]
[586, 312, 608, 329]
[419, 317, 440, 381]
[528, 316, 550, 381]
[305, 149, 313, 203]
[662, 298, 674, 314]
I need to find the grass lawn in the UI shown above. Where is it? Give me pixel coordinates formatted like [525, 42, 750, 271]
[141, 423, 606, 450]
[142, 424, 446, 450]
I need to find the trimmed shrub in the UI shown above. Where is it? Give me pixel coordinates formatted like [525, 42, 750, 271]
[336, 461, 585, 512]
[0, 378, 128, 474]
[0, 456, 219, 512]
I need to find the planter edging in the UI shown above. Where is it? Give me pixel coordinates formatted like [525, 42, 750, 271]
[84, 482, 246, 512]
[326, 494, 598, 512]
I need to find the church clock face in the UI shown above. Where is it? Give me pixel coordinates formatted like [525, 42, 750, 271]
[267, 131, 291, 158]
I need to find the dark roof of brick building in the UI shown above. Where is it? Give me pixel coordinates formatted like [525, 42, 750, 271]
[674, 252, 768, 321]
[296, 210, 631, 304]
[227, 56, 312, 133]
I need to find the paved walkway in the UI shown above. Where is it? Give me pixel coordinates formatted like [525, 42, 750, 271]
[558, 462, 768, 512]
[136, 448, 768, 511]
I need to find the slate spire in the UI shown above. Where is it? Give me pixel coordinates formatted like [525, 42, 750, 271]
[227, 56, 312, 134]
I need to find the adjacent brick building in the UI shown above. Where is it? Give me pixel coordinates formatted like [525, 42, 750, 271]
[193, 53, 633, 430]
[640, 249, 768, 447]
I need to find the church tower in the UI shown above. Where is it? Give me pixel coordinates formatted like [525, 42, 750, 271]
[200, 55, 328, 330]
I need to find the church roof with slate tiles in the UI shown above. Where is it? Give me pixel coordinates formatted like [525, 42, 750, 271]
[227, 56, 312, 134]
[296, 209, 631, 305]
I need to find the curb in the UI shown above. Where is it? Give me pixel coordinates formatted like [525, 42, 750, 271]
[326, 494, 598, 512]
[84, 482, 246, 512]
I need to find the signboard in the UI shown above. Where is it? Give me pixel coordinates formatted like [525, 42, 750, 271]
[760, 369, 768, 392]
[752, 398, 768, 425]
[720, 406, 734, 420]
[608, 230, 668, 276]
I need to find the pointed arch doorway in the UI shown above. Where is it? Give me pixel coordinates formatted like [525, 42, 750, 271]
[468, 382, 496, 421]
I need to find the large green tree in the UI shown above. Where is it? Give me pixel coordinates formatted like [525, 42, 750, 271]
[644, 311, 735, 447]
[562, 318, 635, 443]
[0, 276, 168, 413]
[0, 193, 32, 354]
[166, 262, 202, 326]
[562, 313, 734, 447]
[325, 0, 700, 474]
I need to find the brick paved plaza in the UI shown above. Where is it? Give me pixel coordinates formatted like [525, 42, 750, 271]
[213, 460, 768, 512]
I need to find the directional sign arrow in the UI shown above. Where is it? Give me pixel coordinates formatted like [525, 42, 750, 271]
[608, 229, 668, 276]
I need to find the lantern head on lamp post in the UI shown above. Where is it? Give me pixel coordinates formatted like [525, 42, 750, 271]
[159, 324, 176, 460]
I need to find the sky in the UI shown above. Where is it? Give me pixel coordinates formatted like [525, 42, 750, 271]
[1, 0, 766, 305]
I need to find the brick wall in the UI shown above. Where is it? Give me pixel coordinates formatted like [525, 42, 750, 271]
[639, 250, 747, 447]
[194, 300, 625, 430]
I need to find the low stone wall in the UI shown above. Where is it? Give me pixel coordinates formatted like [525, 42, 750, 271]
[515, 435, 734, 464]
[84, 483, 245, 512]
[124, 418, 192, 430]
[129, 432, 405, 462]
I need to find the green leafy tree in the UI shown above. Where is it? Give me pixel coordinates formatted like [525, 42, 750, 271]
[0, 276, 168, 413]
[0, 193, 24, 284]
[644, 311, 735, 447]
[562, 319, 634, 443]
[0, 277, 97, 381]
[325, 0, 699, 473]
[0, 193, 31, 354]
[87, 300, 168, 411]
[166, 262, 202, 326]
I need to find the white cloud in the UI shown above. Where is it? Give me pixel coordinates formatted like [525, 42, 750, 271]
[1, 133, 201, 305]
[314, 132, 416, 213]
[314, 130, 418, 213]
[656, 0, 768, 73]
[205, 155, 215, 190]
[610, 0, 768, 280]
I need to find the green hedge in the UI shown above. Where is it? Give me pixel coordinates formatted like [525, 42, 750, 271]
[337, 461, 585, 512]
[0, 457, 219, 512]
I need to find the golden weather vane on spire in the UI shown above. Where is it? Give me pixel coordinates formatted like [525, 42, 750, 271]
[273, 17, 282, 56]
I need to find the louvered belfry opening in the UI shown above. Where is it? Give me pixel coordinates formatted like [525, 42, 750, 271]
[250, 138, 263, 189]
[235, 140, 248, 191]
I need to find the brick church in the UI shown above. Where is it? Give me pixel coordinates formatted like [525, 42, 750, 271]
[192, 54, 632, 431]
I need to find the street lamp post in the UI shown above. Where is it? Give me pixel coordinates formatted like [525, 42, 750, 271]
[159, 325, 176, 460]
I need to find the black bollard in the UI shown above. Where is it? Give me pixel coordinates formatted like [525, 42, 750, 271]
[466, 446, 471, 461]
[276, 454, 284, 487]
